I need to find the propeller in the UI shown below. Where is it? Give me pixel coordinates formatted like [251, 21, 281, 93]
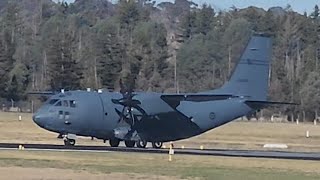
[112, 79, 147, 126]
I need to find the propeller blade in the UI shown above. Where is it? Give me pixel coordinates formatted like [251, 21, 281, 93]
[112, 99, 121, 104]
[115, 108, 127, 123]
[131, 104, 147, 116]
[120, 79, 126, 95]
[115, 108, 122, 116]
[113, 78, 144, 127]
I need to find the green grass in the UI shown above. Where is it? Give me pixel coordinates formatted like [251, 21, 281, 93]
[0, 150, 319, 180]
[1, 112, 320, 179]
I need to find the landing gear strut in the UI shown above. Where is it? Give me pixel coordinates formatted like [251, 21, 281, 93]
[64, 138, 76, 146]
[152, 142, 163, 149]
[109, 138, 120, 147]
[124, 140, 135, 148]
[63, 134, 76, 146]
[136, 140, 147, 148]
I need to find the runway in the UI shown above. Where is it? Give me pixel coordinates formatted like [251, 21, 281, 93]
[0, 143, 319, 161]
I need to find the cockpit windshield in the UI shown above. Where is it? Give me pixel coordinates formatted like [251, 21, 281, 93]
[51, 99, 76, 108]
[48, 99, 59, 105]
[55, 101, 62, 106]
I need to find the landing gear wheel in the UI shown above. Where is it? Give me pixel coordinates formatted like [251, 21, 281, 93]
[152, 142, 163, 149]
[109, 138, 120, 147]
[64, 138, 76, 146]
[136, 140, 147, 148]
[124, 140, 135, 148]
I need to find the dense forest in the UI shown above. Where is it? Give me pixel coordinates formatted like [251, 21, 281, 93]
[0, 0, 320, 120]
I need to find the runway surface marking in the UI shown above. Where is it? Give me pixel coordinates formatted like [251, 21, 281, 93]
[0, 143, 319, 161]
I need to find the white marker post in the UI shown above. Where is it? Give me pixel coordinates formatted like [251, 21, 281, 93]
[306, 130, 310, 138]
[18, 115, 22, 121]
[169, 142, 174, 162]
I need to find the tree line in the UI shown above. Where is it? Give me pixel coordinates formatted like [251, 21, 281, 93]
[0, 0, 319, 120]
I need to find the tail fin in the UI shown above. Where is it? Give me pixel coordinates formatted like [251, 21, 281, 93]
[212, 34, 272, 101]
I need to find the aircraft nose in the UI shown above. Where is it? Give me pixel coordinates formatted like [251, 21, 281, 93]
[32, 114, 46, 128]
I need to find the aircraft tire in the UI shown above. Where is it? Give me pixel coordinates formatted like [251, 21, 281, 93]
[64, 139, 75, 146]
[136, 140, 147, 148]
[152, 142, 163, 149]
[109, 138, 120, 147]
[124, 140, 135, 148]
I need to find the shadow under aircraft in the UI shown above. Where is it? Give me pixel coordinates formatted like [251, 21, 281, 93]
[32, 33, 296, 148]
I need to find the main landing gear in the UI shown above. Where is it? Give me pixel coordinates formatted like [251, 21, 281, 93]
[136, 140, 147, 148]
[152, 142, 163, 149]
[136, 140, 163, 149]
[109, 138, 120, 147]
[108, 139, 137, 148]
[107, 139, 163, 149]
[124, 140, 135, 148]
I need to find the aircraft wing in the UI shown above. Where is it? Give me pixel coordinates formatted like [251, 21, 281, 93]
[28, 91, 56, 97]
[160, 94, 236, 109]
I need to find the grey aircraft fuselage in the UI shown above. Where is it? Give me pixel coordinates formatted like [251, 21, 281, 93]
[34, 91, 251, 142]
[33, 34, 281, 147]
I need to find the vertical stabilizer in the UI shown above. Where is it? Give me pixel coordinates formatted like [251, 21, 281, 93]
[212, 34, 272, 101]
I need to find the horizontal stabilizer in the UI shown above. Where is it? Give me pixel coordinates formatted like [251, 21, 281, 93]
[245, 100, 299, 109]
[161, 94, 236, 109]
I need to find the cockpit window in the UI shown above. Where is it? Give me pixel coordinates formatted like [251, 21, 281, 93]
[63, 100, 69, 107]
[70, 100, 76, 108]
[48, 99, 59, 105]
[55, 101, 62, 106]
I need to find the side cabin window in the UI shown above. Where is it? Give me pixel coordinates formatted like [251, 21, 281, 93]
[70, 100, 76, 108]
[65, 111, 70, 119]
[59, 110, 63, 119]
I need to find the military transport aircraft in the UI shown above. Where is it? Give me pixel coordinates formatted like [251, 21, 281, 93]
[32, 33, 293, 148]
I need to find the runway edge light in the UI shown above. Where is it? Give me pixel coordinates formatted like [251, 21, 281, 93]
[18, 145, 24, 150]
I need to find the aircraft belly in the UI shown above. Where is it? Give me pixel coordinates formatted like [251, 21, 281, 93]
[135, 111, 202, 142]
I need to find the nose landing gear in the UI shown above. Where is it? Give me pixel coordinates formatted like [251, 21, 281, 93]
[64, 138, 76, 146]
[62, 134, 77, 146]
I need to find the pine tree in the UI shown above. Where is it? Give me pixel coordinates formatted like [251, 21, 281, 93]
[0, 38, 11, 98]
[94, 19, 122, 89]
[47, 31, 83, 91]
[311, 5, 319, 19]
